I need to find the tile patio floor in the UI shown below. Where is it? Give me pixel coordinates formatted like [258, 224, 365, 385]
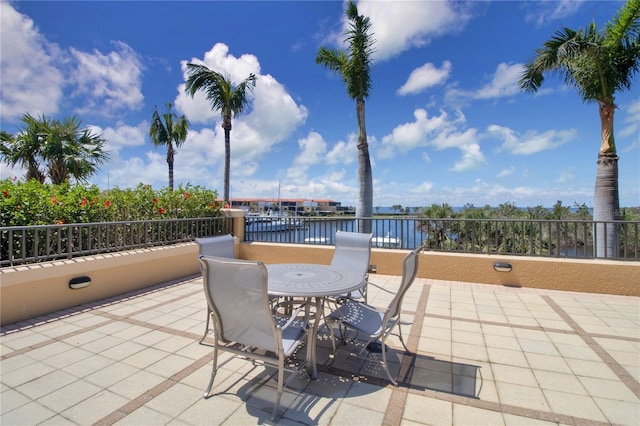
[1, 273, 638, 425]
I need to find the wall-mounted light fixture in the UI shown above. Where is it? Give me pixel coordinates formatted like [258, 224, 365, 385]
[493, 262, 512, 272]
[69, 276, 91, 290]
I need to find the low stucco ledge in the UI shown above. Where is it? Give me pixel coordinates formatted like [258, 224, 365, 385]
[1, 243, 201, 325]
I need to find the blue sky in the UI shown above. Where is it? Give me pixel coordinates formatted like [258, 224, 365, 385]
[1, 0, 638, 208]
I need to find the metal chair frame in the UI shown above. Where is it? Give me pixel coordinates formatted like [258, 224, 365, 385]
[196, 234, 235, 343]
[199, 255, 311, 420]
[326, 247, 422, 386]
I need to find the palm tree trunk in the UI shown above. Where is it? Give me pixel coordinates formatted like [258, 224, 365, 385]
[598, 99, 616, 154]
[594, 153, 620, 258]
[167, 144, 175, 191]
[222, 117, 232, 203]
[593, 99, 620, 258]
[356, 98, 372, 234]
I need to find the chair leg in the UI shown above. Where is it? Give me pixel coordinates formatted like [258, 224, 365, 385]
[272, 356, 285, 420]
[397, 319, 409, 353]
[200, 308, 211, 344]
[204, 344, 219, 398]
[380, 339, 398, 386]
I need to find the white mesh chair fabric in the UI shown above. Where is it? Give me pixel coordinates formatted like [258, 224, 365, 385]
[329, 230, 372, 302]
[198, 255, 310, 420]
[196, 234, 235, 258]
[326, 246, 422, 386]
[196, 235, 235, 342]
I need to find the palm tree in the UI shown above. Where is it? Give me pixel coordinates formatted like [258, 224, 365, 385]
[1, 114, 108, 184]
[0, 113, 48, 182]
[519, 0, 640, 257]
[184, 64, 256, 203]
[316, 0, 375, 233]
[43, 116, 109, 185]
[149, 102, 190, 191]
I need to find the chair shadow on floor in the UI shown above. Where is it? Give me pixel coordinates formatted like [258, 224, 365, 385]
[317, 332, 482, 399]
[221, 335, 481, 424]
[236, 358, 382, 424]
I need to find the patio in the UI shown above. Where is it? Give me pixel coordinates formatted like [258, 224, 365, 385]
[1, 273, 638, 425]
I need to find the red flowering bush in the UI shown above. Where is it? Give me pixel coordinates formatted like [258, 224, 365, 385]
[0, 179, 221, 226]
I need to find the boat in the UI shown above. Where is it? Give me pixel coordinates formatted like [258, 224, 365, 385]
[372, 232, 402, 248]
[245, 208, 306, 232]
[246, 218, 288, 232]
[245, 212, 289, 232]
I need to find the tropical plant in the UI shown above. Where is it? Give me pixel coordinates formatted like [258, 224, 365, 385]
[0, 113, 48, 182]
[149, 102, 190, 191]
[316, 0, 375, 233]
[519, 0, 640, 257]
[0, 178, 221, 227]
[44, 116, 109, 185]
[184, 64, 256, 203]
[1, 113, 109, 185]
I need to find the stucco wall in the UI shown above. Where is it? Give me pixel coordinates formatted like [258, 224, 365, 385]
[239, 242, 640, 296]
[0, 243, 201, 326]
[1, 240, 638, 326]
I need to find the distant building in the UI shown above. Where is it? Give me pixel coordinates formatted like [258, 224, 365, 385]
[224, 198, 353, 215]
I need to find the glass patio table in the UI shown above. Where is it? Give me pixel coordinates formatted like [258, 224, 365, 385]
[266, 263, 365, 379]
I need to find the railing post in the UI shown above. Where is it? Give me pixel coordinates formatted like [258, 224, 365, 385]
[221, 209, 247, 241]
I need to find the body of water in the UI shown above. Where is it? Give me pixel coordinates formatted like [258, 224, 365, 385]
[374, 206, 594, 214]
[246, 218, 423, 250]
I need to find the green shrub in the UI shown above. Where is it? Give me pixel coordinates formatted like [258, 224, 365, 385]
[0, 179, 221, 227]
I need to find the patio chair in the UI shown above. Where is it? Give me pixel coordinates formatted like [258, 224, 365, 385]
[325, 246, 422, 386]
[329, 230, 372, 303]
[196, 234, 235, 258]
[198, 255, 311, 420]
[196, 234, 235, 343]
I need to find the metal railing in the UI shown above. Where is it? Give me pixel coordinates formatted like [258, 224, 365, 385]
[245, 216, 640, 261]
[1, 217, 232, 267]
[2, 216, 638, 266]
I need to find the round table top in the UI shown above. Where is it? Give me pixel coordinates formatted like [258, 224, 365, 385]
[266, 263, 364, 297]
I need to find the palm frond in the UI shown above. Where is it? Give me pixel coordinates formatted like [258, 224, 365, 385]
[605, 0, 640, 46]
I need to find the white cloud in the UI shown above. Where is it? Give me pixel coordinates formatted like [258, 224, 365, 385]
[379, 109, 450, 157]
[619, 98, 640, 146]
[524, 0, 584, 27]
[450, 135, 485, 172]
[444, 62, 525, 107]
[104, 154, 165, 189]
[326, 134, 357, 166]
[411, 181, 433, 193]
[496, 167, 515, 178]
[353, 0, 470, 61]
[245, 74, 309, 145]
[397, 61, 452, 96]
[96, 121, 147, 155]
[474, 63, 524, 99]
[488, 124, 577, 155]
[0, 3, 146, 123]
[379, 108, 484, 171]
[70, 41, 145, 116]
[287, 131, 328, 180]
[174, 43, 308, 172]
[556, 168, 575, 184]
[0, 2, 63, 121]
